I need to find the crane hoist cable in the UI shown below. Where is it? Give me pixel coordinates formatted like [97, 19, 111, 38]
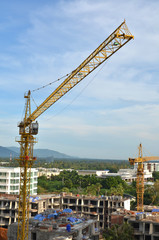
[33, 56, 109, 120]
[31, 72, 72, 92]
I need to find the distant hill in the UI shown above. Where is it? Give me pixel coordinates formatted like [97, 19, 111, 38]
[7, 147, 72, 159]
[0, 146, 18, 158]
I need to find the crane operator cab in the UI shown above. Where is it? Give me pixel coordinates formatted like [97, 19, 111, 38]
[18, 121, 39, 135]
[30, 121, 39, 135]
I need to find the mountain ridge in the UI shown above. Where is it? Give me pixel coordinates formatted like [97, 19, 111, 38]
[0, 146, 73, 159]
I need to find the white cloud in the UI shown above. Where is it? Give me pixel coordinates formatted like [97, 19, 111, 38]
[0, 0, 159, 158]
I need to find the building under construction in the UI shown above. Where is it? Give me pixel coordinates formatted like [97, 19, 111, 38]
[0, 192, 130, 230]
[7, 208, 99, 240]
[110, 208, 159, 240]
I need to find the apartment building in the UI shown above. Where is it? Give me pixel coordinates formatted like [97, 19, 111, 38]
[37, 168, 61, 178]
[61, 193, 130, 229]
[143, 162, 159, 172]
[0, 167, 38, 195]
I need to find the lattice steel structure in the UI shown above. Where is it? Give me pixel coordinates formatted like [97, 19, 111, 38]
[129, 143, 159, 212]
[17, 20, 134, 240]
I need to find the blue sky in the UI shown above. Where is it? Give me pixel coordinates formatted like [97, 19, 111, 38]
[0, 0, 159, 159]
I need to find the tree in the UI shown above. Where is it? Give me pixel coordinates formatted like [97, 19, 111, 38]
[64, 179, 73, 189]
[103, 222, 134, 240]
[86, 184, 96, 196]
[153, 171, 159, 181]
[110, 184, 124, 196]
[61, 187, 69, 193]
[144, 180, 159, 205]
[95, 183, 102, 196]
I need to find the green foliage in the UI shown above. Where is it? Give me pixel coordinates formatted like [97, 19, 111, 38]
[144, 180, 159, 205]
[101, 176, 126, 190]
[38, 171, 129, 197]
[86, 184, 97, 196]
[110, 184, 124, 196]
[37, 186, 47, 194]
[103, 222, 134, 240]
[35, 158, 130, 172]
[153, 171, 159, 181]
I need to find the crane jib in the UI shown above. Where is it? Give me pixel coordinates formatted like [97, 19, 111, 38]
[26, 20, 134, 124]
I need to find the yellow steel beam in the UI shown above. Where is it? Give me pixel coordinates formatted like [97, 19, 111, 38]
[27, 20, 134, 124]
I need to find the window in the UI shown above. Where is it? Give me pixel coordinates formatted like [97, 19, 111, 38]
[0, 172, 6, 176]
[11, 173, 19, 177]
[10, 186, 19, 190]
[10, 179, 19, 184]
[31, 232, 36, 240]
[0, 179, 6, 183]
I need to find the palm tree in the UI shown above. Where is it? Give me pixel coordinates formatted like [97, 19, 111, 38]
[86, 185, 96, 196]
[95, 183, 102, 196]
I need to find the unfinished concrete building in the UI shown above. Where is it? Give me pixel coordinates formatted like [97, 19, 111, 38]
[110, 209, 159, 240]
[0, 194, 60, 228]
[30, 194, 61, 217]
[0, 192, 130, 230]
[0, 194, 18, 228]
[125, 212, 159, 240]
[7, 209, 99, 240]
[61, 193, 130, 228]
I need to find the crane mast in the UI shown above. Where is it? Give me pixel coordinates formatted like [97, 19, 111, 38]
[16, 20, 134, 240]
[129, 143, 159, 212]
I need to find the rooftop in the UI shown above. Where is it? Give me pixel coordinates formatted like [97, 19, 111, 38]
[111, 208, 159, 224]
[8, 208, 99, 240]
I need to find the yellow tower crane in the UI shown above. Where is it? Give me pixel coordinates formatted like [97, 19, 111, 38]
[129, 143, 159, 212]
[16, 20, 134, 240]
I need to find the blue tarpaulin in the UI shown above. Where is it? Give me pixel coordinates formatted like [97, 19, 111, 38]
[62, 208, 72, 213]
[152, 209, 159, 212]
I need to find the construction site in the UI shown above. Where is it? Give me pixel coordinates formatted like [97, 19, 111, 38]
[111, 208, 159, 240]
[7, 208, 99, 240]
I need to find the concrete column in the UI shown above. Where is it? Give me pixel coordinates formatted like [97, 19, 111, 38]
[139, 222, 143, 232]
[90, 222, 95, 235]
[76, 229, 83, 240]
[76, 198, 78, 212]
[149, 223, 153, 234]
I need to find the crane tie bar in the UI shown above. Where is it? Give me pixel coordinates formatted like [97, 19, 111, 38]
[31, 72, 73, 92]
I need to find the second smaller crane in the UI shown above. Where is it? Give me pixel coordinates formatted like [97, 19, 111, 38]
[129, 143, 159, 212]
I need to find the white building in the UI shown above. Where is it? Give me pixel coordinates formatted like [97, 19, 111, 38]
[37, 167, 61, 178]
[143, 162, 159, 172]
[98, 167, 153, 183]
[0, 167, 38, 195]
